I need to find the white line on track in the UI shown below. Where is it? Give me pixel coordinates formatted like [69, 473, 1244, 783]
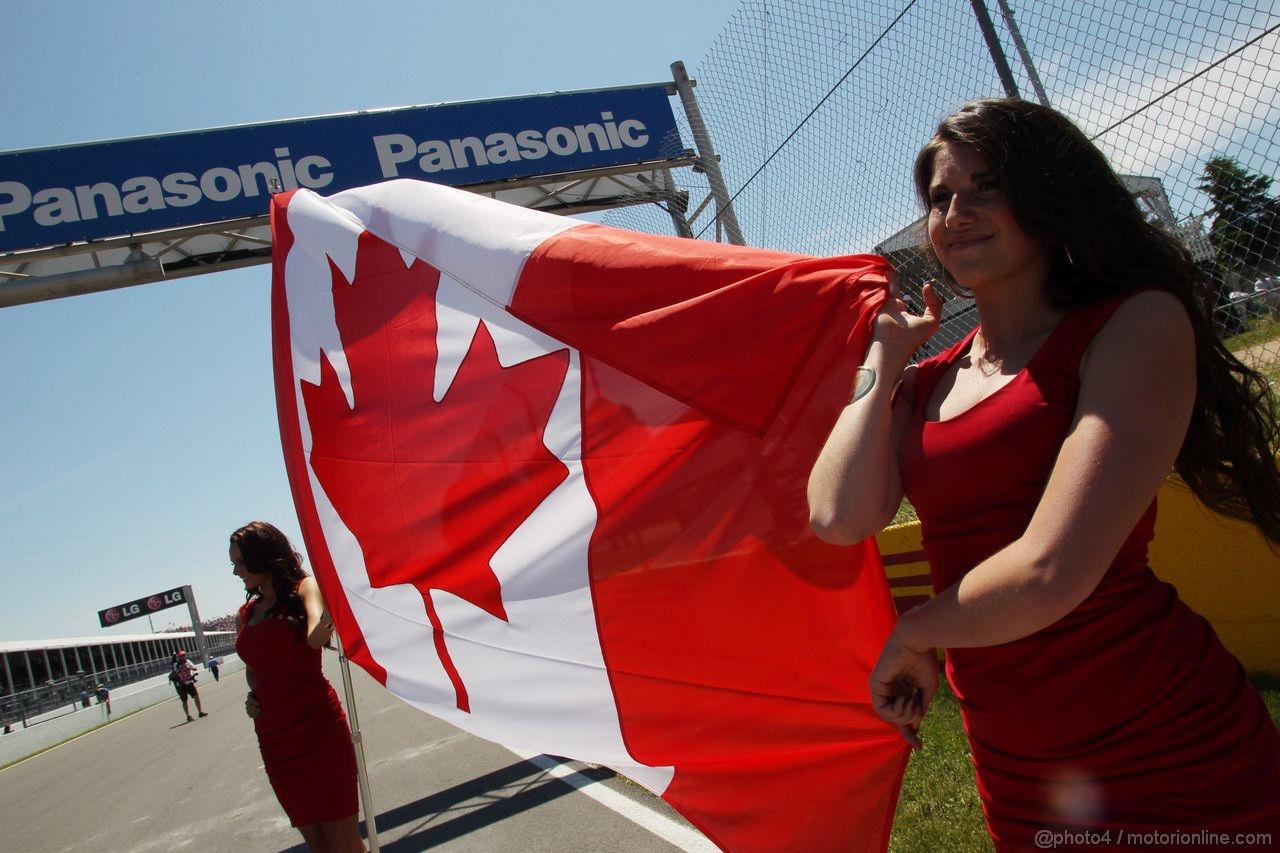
[513, 751, 721, 852]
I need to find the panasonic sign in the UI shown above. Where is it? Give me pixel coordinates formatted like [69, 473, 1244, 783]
[0, 85, 683, 253]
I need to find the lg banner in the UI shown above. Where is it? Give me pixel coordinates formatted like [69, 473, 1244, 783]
[97, 586, 188, 628]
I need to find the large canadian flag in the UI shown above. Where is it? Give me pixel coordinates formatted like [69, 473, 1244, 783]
[270, 180, 907, 852]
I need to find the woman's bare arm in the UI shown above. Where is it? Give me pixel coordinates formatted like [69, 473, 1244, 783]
[299, 576, 334, 650]
[808, 282, 943, 543]
[237, 608, 258, 714]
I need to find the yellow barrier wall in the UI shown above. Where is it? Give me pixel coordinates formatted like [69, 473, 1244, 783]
[875, 476, 1280, 675]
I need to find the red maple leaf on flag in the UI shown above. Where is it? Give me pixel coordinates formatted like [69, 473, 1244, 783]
[301, 232, 570, 711]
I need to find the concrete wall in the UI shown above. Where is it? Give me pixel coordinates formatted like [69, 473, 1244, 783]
[0, 656, 245, 768]
[875, 474, 1280, 675]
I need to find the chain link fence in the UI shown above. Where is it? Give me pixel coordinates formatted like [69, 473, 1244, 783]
[605, 0, 1280, 367]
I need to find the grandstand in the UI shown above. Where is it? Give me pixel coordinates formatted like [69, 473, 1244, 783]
[0, 630, 235, 730]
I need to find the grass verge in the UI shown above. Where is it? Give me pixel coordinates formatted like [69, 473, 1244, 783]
[888, 675, 1280, 851]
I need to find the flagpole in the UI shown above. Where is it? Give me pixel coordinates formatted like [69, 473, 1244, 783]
[335, 634, 380, 852]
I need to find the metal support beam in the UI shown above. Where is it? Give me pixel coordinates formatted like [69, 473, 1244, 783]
[0, 256, 164, 309]
[184, 586, 209, 667]
[671, 61, 746, 245]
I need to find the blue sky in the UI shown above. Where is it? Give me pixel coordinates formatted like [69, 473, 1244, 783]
[0, 0, 742, 641]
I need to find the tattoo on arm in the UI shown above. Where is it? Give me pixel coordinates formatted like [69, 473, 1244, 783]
[849, 366, 877, 403]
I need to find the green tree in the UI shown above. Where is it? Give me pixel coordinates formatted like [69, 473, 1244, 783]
[1197, 156, 1280, 274]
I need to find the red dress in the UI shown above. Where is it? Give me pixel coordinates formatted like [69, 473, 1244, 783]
[236, 597, 358, 827]
[899, 294, 1280, 850]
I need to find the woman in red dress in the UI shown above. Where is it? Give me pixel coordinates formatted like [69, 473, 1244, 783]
[231, 520, 364, 852]
[809, 99, 1280, 850]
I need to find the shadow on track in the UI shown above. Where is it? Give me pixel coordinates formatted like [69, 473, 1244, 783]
[281, 758, 617, 853]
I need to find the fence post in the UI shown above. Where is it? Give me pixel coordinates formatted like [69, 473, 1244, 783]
[969, 0, 1022, 98]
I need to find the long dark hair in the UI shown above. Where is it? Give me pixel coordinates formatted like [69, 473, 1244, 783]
[231, 521, 309, 634]
[914, 98, 1280, 544]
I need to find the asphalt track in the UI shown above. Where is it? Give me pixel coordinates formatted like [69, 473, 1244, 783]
[0, 653, 716, 852]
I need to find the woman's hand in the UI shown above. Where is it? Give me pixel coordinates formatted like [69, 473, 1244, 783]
[872, 280, 944, 366]
[245, 691, 261, 719]
[869, 632, 939, 750]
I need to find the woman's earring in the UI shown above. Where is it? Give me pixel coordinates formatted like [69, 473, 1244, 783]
[1063, 245, 1076, 267]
